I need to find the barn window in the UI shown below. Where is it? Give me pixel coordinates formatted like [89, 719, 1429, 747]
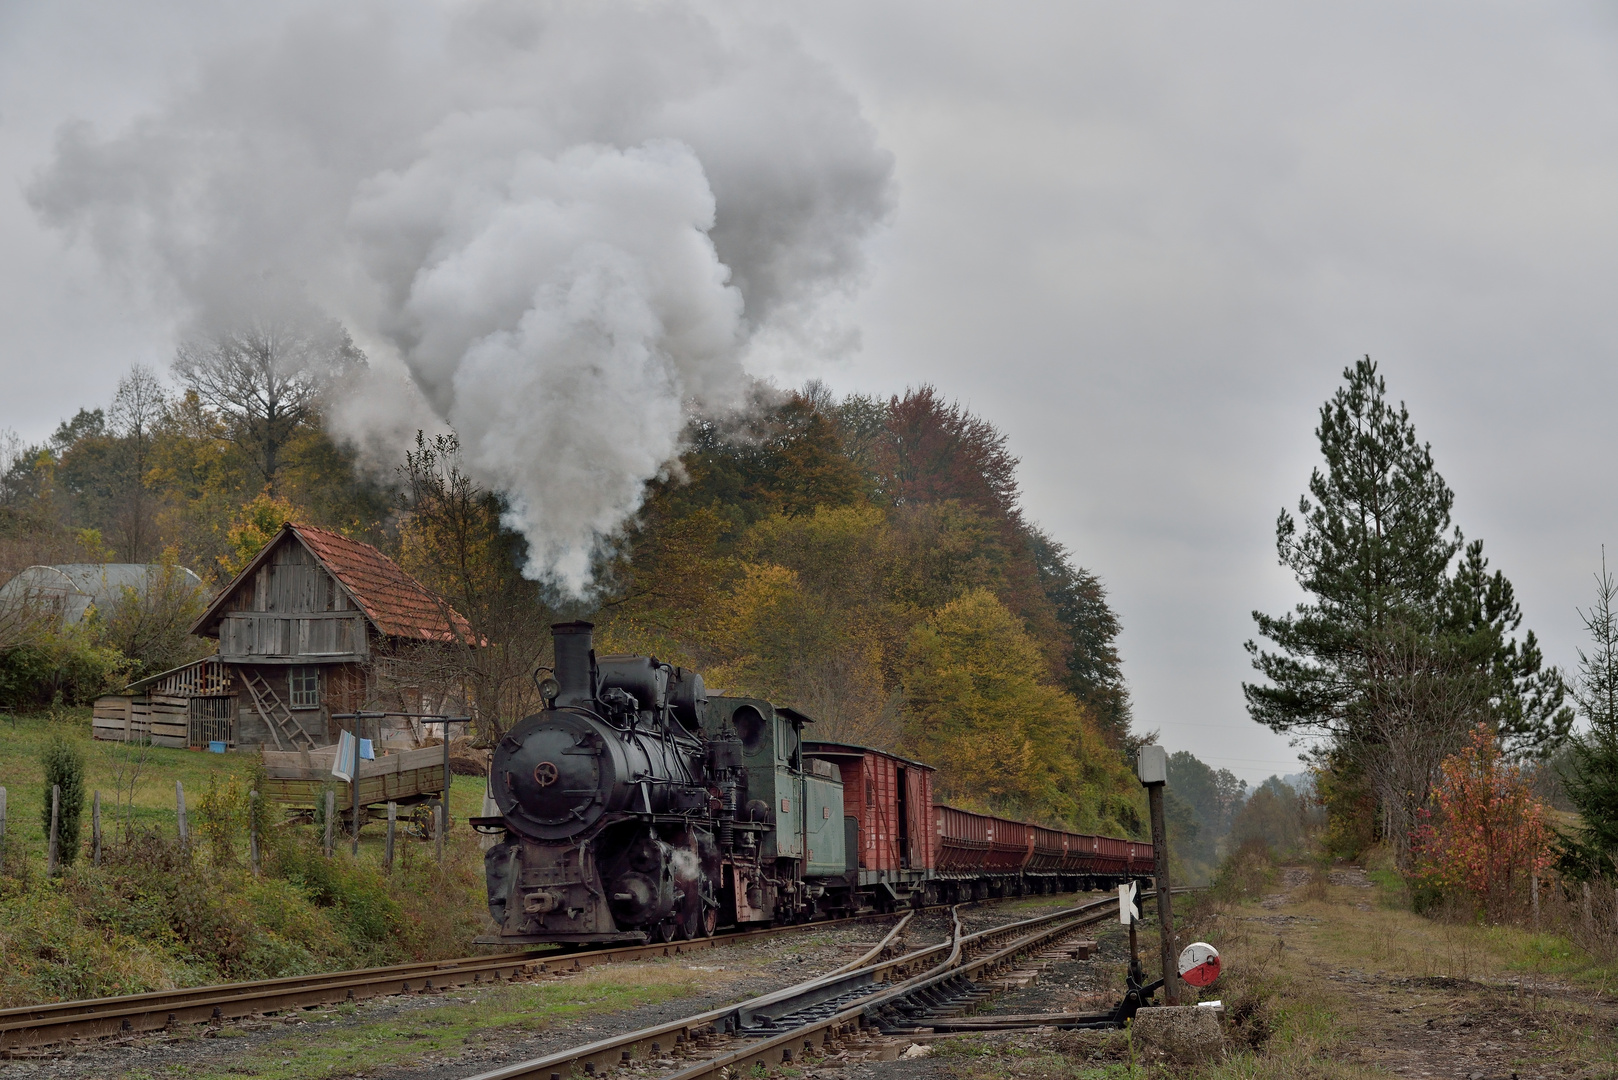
[289, 666, 320, 709]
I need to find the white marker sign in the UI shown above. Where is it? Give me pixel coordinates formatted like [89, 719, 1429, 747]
[1119, 880, 1139, 924]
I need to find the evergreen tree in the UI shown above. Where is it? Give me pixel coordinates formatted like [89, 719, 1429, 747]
[39, 731, 86, 868]
[1246, 358, 1568, 853]
[1246, 357, 1460, 740]
[1028, 529, 1132, 747]
[1562, 553, 1618, 875]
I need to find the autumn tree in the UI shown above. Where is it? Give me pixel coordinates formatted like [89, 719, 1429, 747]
[104, 366, 168, 560]
[395, 431, 553, 741]
[901, 588, 1137, 831]
[93, 548, 213, 678]
[701, 505, 900, 747]
[219, 492, 301, 578]
[1029, 529, 1132, 745]
[1412, 724, 1555, 920]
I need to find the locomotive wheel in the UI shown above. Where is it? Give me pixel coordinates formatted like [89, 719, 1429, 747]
[700, 905, 718, 937]
[655, 919, 678, 944]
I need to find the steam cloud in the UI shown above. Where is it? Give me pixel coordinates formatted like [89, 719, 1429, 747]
[28, 1, 893, 593]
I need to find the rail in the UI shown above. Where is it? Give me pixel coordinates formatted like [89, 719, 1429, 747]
[461, 892, 1188, 1080]
[0, 892, 1054, 1051]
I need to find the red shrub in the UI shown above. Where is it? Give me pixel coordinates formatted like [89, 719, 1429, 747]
[1412, 724, 1555, 920]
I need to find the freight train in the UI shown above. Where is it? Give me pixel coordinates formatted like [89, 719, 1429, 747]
[475, 622, 1153, 945]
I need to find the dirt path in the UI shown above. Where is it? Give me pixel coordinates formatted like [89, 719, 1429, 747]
[1215, 864, 1618, 1080]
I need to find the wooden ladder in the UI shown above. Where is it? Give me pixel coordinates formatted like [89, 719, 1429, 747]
[241, 670, 315, 750]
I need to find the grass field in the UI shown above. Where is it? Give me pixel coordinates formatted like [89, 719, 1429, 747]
[0, 708, 491, 868]
[0, 708, 496, 1007]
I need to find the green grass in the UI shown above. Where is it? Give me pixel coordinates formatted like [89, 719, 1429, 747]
[0, 709, 491, 869]
[0, 708, 496, 1007]
[180, 960, 746, 1080]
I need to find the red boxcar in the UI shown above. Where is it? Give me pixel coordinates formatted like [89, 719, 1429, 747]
[1029, 826, 1069, 873]
[934, 806, 1036, 875]
[804, 742, 935, 871]
[1081, 834, 1138, 876]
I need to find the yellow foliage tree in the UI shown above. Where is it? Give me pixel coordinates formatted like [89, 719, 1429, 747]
[219, 492, 301, 578]
[902, 588, 1139, 832]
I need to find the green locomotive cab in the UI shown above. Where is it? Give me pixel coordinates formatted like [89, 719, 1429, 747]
[703, 697, 849, 923]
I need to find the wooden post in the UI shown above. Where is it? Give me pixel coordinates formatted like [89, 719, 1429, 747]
[1146, 783, 1178, 1005]
[1136, 745, 1177, 1006]
[385, 802, 397, 872]
[1531, 873, 1540, 931]
[324, 789, 335, 857]
[350, 733, 362, 858]
[1583, 880, 1594, 934]
[176, 781, 188, 850]
[439, 727, 451, 865]
[0, 785, 7, 873]
[92, 791, 101, 868]
[435, 800, 445, 864]
[249, 791, 261, 878]
[48, 784, 61, 875]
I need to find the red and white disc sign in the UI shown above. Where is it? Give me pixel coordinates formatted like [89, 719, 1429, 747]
[1177, 941, 1221, 987]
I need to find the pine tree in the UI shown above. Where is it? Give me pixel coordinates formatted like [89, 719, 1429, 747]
[1246, 358, 1568, 856]
[1245, 357, 1462, 739]
[1563, 553, 1618, 875]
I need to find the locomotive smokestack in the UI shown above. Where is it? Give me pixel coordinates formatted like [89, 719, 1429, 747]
[551, 622, 596, 707]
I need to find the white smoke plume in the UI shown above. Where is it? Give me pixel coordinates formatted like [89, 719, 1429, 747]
[28, 1, 893, 594]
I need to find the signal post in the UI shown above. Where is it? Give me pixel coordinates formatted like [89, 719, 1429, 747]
[1136, 744, 1179, 1005]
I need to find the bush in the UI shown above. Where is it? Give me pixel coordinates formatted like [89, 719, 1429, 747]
[0, 625, 128, 709]
[1411, 724, 1555, 921]
[1209, 836, 1278, 903]
[196, 772, 247, 868]
[39, 731, 86, 868]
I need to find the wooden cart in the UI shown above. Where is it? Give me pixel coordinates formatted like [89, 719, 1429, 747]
[259, 744, 450, 810]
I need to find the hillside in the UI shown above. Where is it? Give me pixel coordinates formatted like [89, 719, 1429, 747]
[2, 377, 1146, 834]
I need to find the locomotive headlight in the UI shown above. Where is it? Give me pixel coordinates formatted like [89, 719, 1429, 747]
[538, 676, 560, 704]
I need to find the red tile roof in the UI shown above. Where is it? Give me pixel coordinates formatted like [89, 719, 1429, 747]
[290, 524, 475, 644]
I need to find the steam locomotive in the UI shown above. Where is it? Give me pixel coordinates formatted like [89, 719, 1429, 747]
[476, 622, 1153, 945]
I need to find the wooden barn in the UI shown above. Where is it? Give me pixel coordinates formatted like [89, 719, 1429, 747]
[177, 522, 476, 751]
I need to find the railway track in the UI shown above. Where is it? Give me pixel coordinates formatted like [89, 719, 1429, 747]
[462, 891, 1178, 1080]
[0, 893, 1066, 1053]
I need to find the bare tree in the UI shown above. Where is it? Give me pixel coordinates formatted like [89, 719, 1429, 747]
[172, 312, 362, 493]
[104, 366, 169, 561]
[384, 432, 553, 741]
[1350, 630, 1492, 869]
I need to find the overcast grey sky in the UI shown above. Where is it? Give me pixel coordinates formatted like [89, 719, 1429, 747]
[3, 2, 1616, 785]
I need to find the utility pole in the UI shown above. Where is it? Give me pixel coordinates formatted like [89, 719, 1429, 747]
[1137, 744, 1178, 1005]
